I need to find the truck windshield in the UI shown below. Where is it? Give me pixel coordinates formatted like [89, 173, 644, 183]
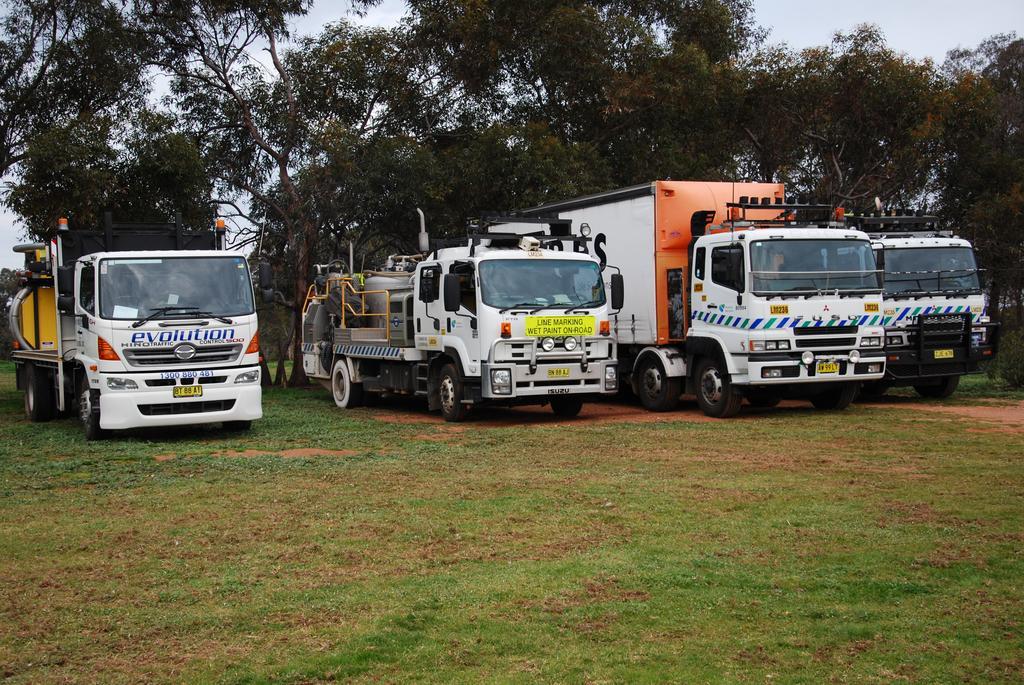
[882, 247, 981, 295]
[478, 259, 606, 309]
[99, 256, 255, 320]
[751, 239, 880, 296]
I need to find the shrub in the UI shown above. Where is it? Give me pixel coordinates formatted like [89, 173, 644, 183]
[989, 327, 1024, 388]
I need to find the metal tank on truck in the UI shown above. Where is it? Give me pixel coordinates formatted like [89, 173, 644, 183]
[9, 213, 270, 439]
[848, 211, 999, 399]
[300, 212, 623, 421]
[517, 181, 888, 417]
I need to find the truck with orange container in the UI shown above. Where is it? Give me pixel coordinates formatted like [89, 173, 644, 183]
[517, 181, 888, 417]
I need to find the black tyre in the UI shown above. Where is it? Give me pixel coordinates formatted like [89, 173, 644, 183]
[438, 363, 469, 422]
[745, 390, 781, 408]
[635, 355, 682, 412]
[331, 359, 364, 408]
[857, 381, 889, 400]
[223, 420, 252, 431]
[810, 383, 859, 410]
[694, 357, 743, 418]
[550, 396, 584, 417]
[25, 363, 56, 422]
[914, 376, 960, 399]
[79, 378, 106, 441]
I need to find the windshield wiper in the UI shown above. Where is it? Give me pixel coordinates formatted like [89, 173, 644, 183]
[559, 299, 604, 313]
[131, 306, 233, 328]
[499, 302, 548, 313]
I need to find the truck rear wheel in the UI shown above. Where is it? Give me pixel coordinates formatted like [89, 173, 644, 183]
[914, 376, 960, 399]
[550, 396, 583, 418]
[25, 363, 56, 422]
[438, 363, 469, 422]
[810, 384, 858, 410]
[331, 359, 364, 408]
[694, 357, 743, 418]
[635, 355, 681, 412]
[79, 379, 106, 441]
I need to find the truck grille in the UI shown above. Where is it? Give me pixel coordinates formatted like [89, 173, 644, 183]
[138, 400, 235, 415]
[123, 344, 242, 367]
[795, 337, 857, 349]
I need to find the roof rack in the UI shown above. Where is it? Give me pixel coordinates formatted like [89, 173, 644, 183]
[846, 213, 950, 238]
[431, 213, 590, 256]
[59, 211, 220, 262]
[717, 199, 841, 230]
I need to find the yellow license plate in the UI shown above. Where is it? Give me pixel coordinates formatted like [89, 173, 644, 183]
[816, 362, 840, 375]
[547, 368, 570, 379]
[173, 385, 203, 398]
[933, 349, 954, 359]
[525, 315, 596, 337]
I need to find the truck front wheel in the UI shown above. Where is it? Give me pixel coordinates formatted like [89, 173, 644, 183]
[635, 356, 681, 412]
[914, 376, 960, 399]
[79, 379, 106, 441]
[810, 383, 858, 410]
[25, 363, 56, 422]
[550, 396, 584, 417]
[438, 363, 469, 422]
[695, 358, 743, 418]
[331, 359, 364, 408]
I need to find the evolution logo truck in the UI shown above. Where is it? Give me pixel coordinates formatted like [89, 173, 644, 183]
[517, 181, 887, 417]
[9, 214, 267, 440]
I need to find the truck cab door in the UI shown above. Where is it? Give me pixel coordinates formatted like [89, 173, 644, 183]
[414, 262, 444, 350]
[75, 261, 97, 358]
[697, 243, 746, 350]
[442, 261, 481, 371]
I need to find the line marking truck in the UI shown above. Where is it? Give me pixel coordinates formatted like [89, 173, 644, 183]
[300, 216, 623, 421]
[9, 213, 266, 439]
[517, 181, 888, 417]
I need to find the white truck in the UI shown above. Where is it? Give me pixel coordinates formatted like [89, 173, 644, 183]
[849, 213, 999, 398]
[300, 216, 622, 421]
[9, 214, 266, 439]
[517, 181, 888, 417]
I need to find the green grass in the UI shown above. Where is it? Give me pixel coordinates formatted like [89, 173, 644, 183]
[1, 360, 1022, 683]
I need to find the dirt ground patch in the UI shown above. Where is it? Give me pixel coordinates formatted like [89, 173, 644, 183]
[863, 400, 1024, 433]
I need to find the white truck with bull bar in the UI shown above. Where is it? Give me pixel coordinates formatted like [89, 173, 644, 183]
[849, 212, 999, 399]
[300, 216, 623, 421]
[517, 181, 888, 417]
[9, 213, 267, 439]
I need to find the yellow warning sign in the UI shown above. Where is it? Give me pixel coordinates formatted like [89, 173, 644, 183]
[525, 316, 596, 337]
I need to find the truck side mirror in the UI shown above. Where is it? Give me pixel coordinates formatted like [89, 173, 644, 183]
[57, 295, 75, 314]
[442, 273, 461, 312]
[419, 270, 439, 303]
[610, 273, 624, 311]
[258, 261, 273, 290]
[57, 264, 74, 294]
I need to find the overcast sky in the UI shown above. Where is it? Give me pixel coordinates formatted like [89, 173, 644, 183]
[3, 0, 1022, 269]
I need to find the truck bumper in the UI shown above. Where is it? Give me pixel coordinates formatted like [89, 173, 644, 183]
[882, 345, 995, 383]
[480, 360, 617, 400]
[97, 367, 263, 430]
[740, 353, 886, 386]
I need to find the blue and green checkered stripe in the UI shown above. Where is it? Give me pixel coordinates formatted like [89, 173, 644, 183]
[690, 304, 979, 331]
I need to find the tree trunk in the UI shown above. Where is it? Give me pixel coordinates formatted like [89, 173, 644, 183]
[287, 228, 313, 387]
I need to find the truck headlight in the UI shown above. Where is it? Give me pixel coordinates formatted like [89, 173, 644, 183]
[749, 340, 765, 352]
[801, 351, 815, 365]
[886, 335, 904, 347]
[563, 336, 579, 351]
[106, 377, 138, 391]
[234, 369, 260, 384]
[861, 336, 882, 347]
[604, 365, 618, 390]
[776, 340, 790, 350]
[490, 368, 512, 394]
[972, 327, 988, 345]
[541, 337, 556, 352]
[849, 350, 861, 363]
